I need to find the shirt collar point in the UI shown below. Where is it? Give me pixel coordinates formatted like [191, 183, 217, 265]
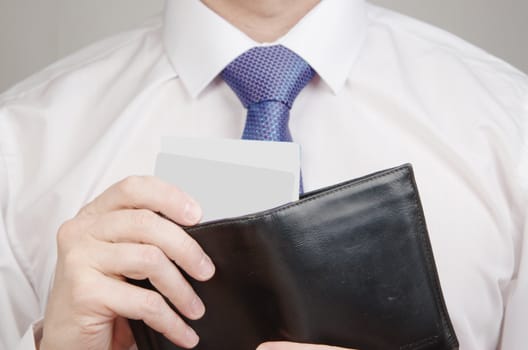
[322, 75, 348, 96]
[179, 74, 209, 100]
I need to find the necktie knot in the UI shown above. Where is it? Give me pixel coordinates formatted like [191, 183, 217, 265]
[221, 45, 314, 193]
[222, 45, 315, 109]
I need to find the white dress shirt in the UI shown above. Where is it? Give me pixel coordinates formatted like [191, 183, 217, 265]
[1, 0, 527, 349]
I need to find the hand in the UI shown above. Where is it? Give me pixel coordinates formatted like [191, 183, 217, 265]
[257, 342, 358, 350]
[39, 176, 215, 350]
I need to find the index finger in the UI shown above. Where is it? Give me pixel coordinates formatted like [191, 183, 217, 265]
[79, 176, 202, 226]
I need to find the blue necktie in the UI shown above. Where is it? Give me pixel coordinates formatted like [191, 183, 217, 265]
[221, 45, 315, 193]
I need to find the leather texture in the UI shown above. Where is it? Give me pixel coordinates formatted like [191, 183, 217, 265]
[129, 164, 459, 350]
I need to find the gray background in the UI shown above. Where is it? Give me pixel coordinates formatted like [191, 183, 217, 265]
[1, 0, 527, 93]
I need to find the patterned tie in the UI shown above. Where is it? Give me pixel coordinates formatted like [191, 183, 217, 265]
[221, 45, 315, 193]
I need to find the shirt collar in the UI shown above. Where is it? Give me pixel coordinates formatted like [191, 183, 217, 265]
[163, 0, 367, 98]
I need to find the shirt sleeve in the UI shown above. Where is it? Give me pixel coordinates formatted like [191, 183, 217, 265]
[0, 107, 42, 350]
[499, 92, 528, 350]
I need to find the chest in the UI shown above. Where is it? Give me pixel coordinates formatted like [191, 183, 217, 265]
[18, 82, 516, 349]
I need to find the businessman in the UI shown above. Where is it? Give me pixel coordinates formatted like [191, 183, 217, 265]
[1, 0, 527, 349]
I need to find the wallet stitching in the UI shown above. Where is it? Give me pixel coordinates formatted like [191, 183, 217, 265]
[187, 166, 408, 232]
[399, 335, 439, 350]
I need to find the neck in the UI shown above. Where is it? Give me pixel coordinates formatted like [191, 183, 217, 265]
[202, 0, 320, 43]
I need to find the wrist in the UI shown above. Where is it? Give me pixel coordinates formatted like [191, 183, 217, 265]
[33, 320, 45, 350]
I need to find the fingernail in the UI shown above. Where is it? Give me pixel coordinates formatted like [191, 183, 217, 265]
[190, 296, 205, 318]
[185, 327, 199, 347]
[199, 253, 215, 279]
[184, 199, 202, 224]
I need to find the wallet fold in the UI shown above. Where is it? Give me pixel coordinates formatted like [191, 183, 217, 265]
[129, 164, 459, 350]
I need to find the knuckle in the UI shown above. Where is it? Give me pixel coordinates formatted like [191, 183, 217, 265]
[132, 209, 157, 228]
[56, 219, 81, 251]
[140, 245, 165, 271]
[143, 291, 165, 316]
[179, 285, 198, 309]
[77, 199, 98, 218]
[161, 317, 185, 341]
[57, 219, 77, 239]
[179, 234, 201, 257]
[167, 186, 186, 204]
[117, 175, 148, 200]
[163, 308, 184, 331]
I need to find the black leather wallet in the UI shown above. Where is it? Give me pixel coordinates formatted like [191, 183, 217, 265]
[129, 164, 459, 350]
